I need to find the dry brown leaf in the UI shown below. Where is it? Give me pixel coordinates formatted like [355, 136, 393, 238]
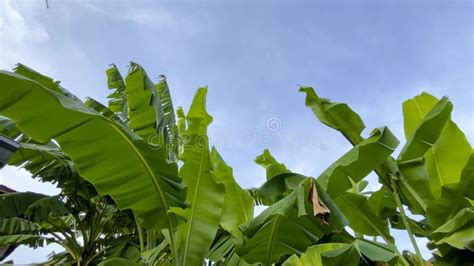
[309, 179, 330, 225]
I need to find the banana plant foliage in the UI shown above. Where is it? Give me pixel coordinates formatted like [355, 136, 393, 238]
[0, 63, 472, 265]
[300, 86, 473, 264]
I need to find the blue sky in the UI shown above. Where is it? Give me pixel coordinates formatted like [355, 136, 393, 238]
[0, 0, 472, 263]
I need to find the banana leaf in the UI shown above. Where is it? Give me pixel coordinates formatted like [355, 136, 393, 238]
[211, 147, 254, 237]
[299, 86, 365, 145]
[236, 178, 347, 265]
[174, 87, 225, 266]
[334, 192, 393, 242]
[254, 149, 289, 180]
[317, 127, 399, 198]
[0, 192, 47, 218]
[0, 69, 186, 231]
[124, 62, 164, 139]
[105, 64, 128, 120]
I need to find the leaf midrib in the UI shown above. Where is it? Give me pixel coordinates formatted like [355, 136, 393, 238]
[266, 216, 281, 265]
[430, 145, 444, 186]
[182, 145, 207, 265]
[107, 122, 171, 214]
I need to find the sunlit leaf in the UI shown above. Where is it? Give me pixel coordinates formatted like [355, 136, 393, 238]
[174, 87, 225, 266]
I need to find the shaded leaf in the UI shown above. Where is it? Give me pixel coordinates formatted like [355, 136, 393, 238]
[25, 195, 69, 222]
[0, 217, 41, 234]
[98, 258, 144, 266]
[0, 234, 54, 248]
[368, 186, 397, 219]
[334, 192, 393, 242]
[253, 172, 306, 204]
[433, 208, 473, 235]
[0, 192, 47, 218]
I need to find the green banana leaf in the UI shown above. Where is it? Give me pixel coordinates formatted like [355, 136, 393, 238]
[2, 117, 94, 198]
[253, 172, 306, 204]
[0, 192, 48, 218]
[211, 147, 254, 237]
[236, 179, 347, 265]
[299, 89, 433, 216]
[124, 62, 164, 139]
[435, 225, 474, 251]
[432, 207, 474, 251]
[426, 153, 474, 228]
[0, 234, 55, 248]
[105, 64, 128, 120]
[254, 149, 289, 180]
[334, 192, 393, 242]
[283, 239, 395, 266]
[248, 150, 293, 206]
[85, 97, 123, 124]
[399, 93, 472, 204]
[13, 63, 80, 101]
[321, 239, 396, 266]
[0, 217, 41, 234]
[367, 185, 397, 219]
[207, 234, 257, 266]
[389, 213, 427, 238]
[317, 127, 399, 198]
[401, 92, 439, 140]
[155, 78, 178, 160]
[25, 195, 69, 222]
[398, 97, 452, 162]
[174, 87, 225, 266]
[282, 243, 347, 266]
[98, 258, 144, 266]
[0, 116, 22, 139]
[433, 208, 473, 235]
[424, 121, 472, 198]
[299, 86, 365, 145]
[8, 142, 77, 188]
[249, 172, 347, 231]
[207, 233, 238, 263]
[176, 107, 186, 135]
[220, 252, 256, 266]
[0, 69, 186, 231]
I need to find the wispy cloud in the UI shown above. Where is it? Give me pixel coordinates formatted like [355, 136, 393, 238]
[0, 0, 50, 70]
[123, 8, 176, 31]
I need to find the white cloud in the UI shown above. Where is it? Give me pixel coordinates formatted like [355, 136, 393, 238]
[0, 1, 49, 43]
[0, 0, 51, 70]
[123, 8, 176, 31]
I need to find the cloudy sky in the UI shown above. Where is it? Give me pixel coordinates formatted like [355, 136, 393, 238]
[0, 0, 472, 263]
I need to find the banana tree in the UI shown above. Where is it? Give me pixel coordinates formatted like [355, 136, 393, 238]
[0, 63, 471, 265]
[0, 118, 139, 265]
[298, 87, 473, 265]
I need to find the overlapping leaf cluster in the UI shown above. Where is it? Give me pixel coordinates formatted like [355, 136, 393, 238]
[0, 63, 471, 265]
